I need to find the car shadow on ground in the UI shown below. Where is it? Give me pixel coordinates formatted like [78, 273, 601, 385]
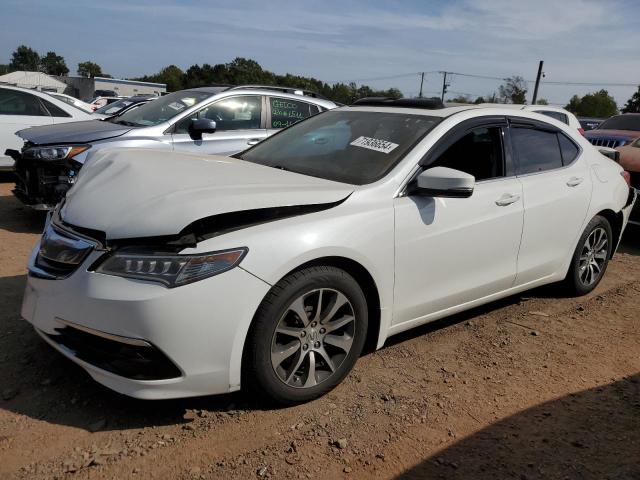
[0, 184, 47, 235]
[619, 222, 640, 255]
[0, 262, 618, 434]
[396, 374, 640, 479]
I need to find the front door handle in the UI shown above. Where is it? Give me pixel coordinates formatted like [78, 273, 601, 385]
[247, 138, 262, 146]
[566, 176, 584, 187]
[495, 193, 521, 206]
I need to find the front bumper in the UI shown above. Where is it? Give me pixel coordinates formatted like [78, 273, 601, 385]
[11, 150, 80, 210]
[22, 245, 271, 399]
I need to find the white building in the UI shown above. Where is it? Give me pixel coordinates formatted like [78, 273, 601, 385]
[0, 71, 67, 93]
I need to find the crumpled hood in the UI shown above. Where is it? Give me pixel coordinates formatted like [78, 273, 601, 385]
[61, 149, 354, 239]
[17, 120, 132, 145]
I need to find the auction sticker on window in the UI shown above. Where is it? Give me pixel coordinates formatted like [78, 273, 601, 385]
[350, 136, 399, 154]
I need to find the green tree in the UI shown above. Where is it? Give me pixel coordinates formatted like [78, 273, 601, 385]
[621, 85, 640, 113]
[40, 51, 68, 76]
[535, 98, 549, 105]
[565, 90, 617, 117]
[473, 96, 486, 104]
[0, 64, 10, 75]
[136, 64, 184, 91]
[77, 61, 104, 78]
[10, 45, 40, 71]
[447, 95, 472, 103]
[135, 58, 403, 104]
[498, 76, 527, 104]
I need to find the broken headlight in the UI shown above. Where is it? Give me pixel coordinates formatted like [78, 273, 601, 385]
[23, 145, 90, 161]
[94, 247, 248, 287]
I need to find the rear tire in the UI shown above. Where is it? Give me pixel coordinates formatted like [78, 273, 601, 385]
[563, 215, 613, 296]
[243, 266, 368, 405]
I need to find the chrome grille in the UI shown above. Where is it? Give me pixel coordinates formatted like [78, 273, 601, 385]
[587, 138, 625, 148]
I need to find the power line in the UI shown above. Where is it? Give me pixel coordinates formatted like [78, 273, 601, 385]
[331, 69, 638, 89]
[326, 72, 420, 83]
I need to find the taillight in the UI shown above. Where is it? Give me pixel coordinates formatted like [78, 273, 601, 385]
[621, 171, 631, 186]
[578, 128, 585, 136]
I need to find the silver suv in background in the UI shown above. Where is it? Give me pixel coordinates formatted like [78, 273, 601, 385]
[12, 86, 336, 209]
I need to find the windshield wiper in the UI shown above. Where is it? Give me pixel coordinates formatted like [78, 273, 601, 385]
[270, 165, 291, 172]
[112, 120, 139, 127]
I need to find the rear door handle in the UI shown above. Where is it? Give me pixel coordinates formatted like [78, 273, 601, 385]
[566, 176, 584, 187]
[495, 193, 521, 206]
[247, 138, 262, 146]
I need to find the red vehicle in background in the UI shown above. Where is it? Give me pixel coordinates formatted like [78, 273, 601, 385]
[616, 136, 640, 226]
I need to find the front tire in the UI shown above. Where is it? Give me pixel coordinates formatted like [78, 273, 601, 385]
[563, 215, 613, 296]
[243, 266, 368, 405]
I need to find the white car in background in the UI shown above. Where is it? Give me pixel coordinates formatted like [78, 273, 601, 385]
[21, 99, 635, 404]
[0, 86, 93, 170]
[47, 92, 94, 113]
[88, 96, 122, 111]
[480, 104, 584, 135]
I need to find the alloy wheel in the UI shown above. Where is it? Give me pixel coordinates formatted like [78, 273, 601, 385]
[579, 227, 608, 286]
[270, 288, 356, 388]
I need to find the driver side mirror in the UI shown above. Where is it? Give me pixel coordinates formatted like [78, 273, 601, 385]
[188, 118, 217, 140]
[409, 167, 475, 198]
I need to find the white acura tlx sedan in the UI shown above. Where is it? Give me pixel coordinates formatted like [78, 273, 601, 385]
[21, 98, 636, 404]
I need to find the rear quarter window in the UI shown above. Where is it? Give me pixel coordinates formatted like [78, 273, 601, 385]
[512, 127, 563, 174]
[269, 97, 319, 129]
[558, 133, 580, 165]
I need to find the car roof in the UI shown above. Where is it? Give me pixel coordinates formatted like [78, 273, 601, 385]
[184, 85, 336, 108]
[340, 104, 581, 126]
[344, 105, 490, 118]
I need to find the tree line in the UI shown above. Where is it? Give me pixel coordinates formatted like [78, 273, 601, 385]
[0, 45, 110, 79]
[132, 58, 403, 105]
[447, 75, 640, 117]
[2, 44, 639, 113]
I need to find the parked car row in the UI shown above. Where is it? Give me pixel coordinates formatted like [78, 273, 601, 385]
[9, 85, 335, 208]
[0, 86, 95, 171]
[0, 85, 161, 172]
[15, 94, 636, 404]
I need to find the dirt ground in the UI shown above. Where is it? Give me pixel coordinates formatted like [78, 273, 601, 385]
[0, 177, 639, 480]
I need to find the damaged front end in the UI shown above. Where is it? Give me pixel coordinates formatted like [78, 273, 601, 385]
[36, 198, 345, 287]
[11, 144, 89, 210]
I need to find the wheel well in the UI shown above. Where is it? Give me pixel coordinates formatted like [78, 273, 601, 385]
[287, 256, 382, 353]
[596, 209, 623, 258]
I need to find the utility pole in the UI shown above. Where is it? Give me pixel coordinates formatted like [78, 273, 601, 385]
[441, 71, 448, 102]
[531, 60, 544, 105]
[418, 72, 425, 98]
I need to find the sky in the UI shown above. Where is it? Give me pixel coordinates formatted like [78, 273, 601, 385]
[2, 0, 639, 107]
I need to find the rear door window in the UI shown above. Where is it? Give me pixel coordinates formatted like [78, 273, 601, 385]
[511, 127, 563, 174]
[0, 89, 50, 116]
[269, 97, 319, 129]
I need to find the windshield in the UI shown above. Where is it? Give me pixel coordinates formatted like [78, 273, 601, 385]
[95, 98, 135, 115]
[240, 110, 440, 185]
[47, 94, 88, 113]
[598, 115, 640, 132]
[111, 90, 211, 127]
